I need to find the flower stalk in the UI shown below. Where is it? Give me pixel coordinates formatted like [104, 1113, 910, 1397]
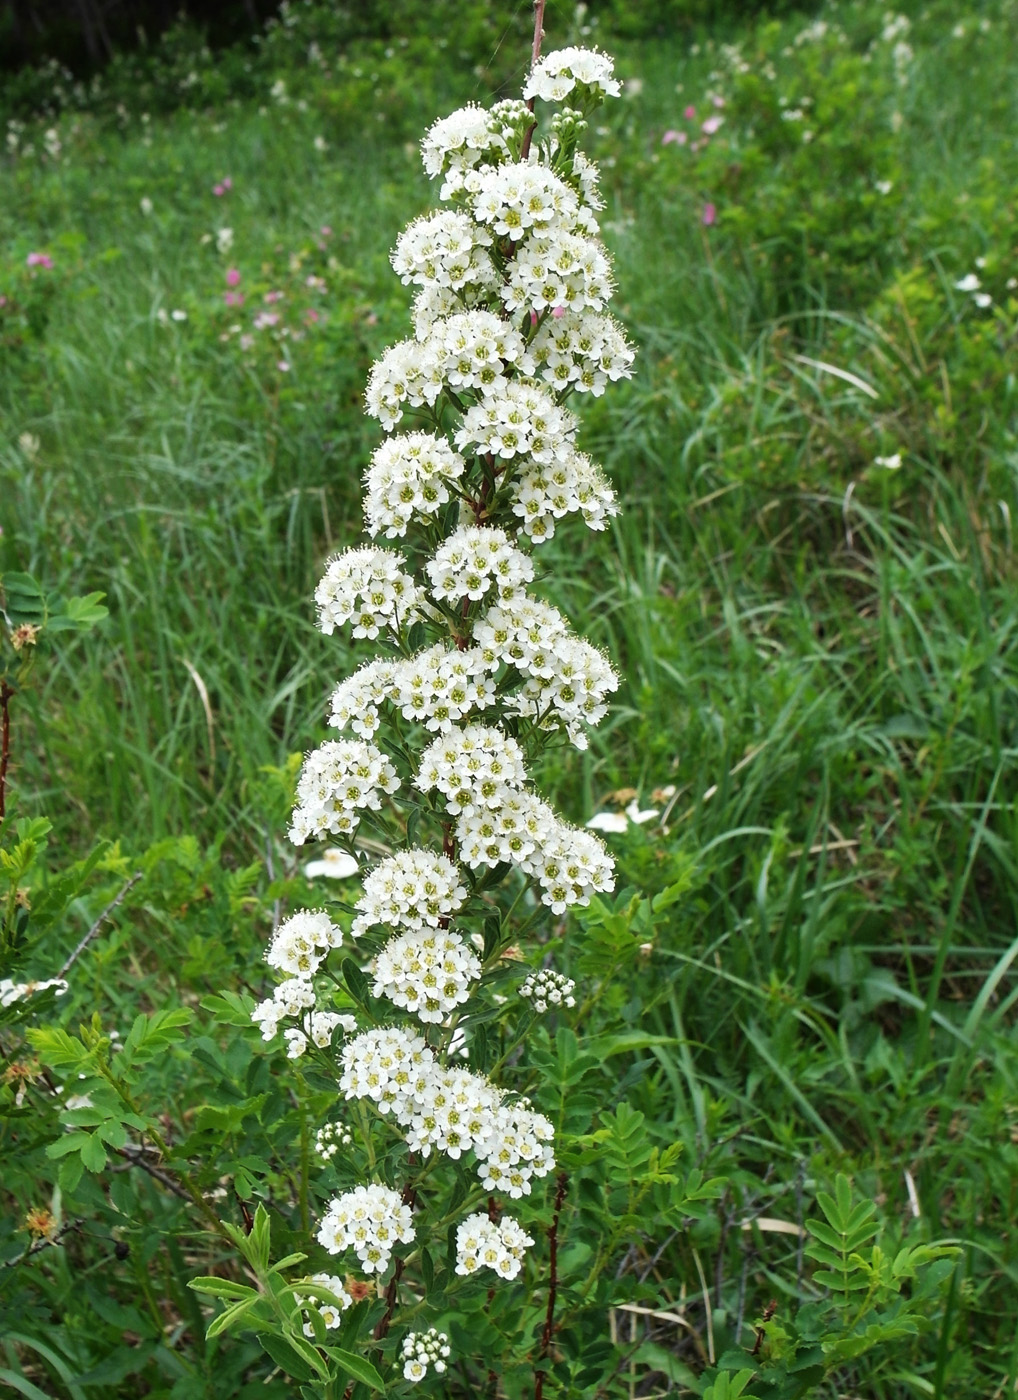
[241, 29, 633, 1394]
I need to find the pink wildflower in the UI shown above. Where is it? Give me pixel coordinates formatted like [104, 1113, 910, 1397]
[213, 177, 233, 196]
[702, 115, 723, 135]
[702, 203, 717, 226]
[305, 308, 320, 324]
[264, 290, 284, 304]
[551, 305, 566, 319]
[26, 252, 54, 269]
[277, 360, 291, 372]
[712, 94, 725, 108]
[662, 129, 687, 146]
[239, 333, 254, 350]
[320, 225, 332, 237]
[253, 311, 280, 330]
[226, 267, 241, 287]
[683, 104, 696, 120]
[224, 291, 245, 307]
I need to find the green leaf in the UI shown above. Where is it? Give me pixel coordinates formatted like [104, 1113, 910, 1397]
[258, 1334, 319, 1383]
[80, 1132, 108, 1173]
[206, 1296, 264, 1339]
[2, 572, 46, 627]
[189, 1278, 259, 1302]
[47, 591, 108, 631]
[342, 957, 371, 1007]
[326, 1348, 386, 1392]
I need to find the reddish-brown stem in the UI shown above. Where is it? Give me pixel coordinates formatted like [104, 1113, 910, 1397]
[0, 680, 12, 820]
[534, 1172, 569, 1400]
[519, 0, 548, 163]
[372, 1174, 419, 1344]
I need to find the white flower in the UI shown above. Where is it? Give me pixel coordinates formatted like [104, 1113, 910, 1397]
[519, 968, 576, 1013]
[469, 163, 582, 242]
[317, 1183, 415, 1273]
[304, 848, 359, 880]
[352, 849, 467, 937]
[0, 976, 68, 1007]
[388, 644, 496, 732]
[284, 1011, 356, 1060]
[974, 292, 993, 308]
[523, 47, 621, 103]
[170, 309, 187, 322]
[586, 810, 628, 834]
[140, 196, 153, 215]
[873, 452, 902, 470]
[625, 800, 659, 824]
[265, 908, 343, 976]
[455, 381, 577, 465]
[425, 525, 534, 604]
[954, 273, 981, 292]
[502, 232, 614, 314]
[530, 309, 635, 396]
[315, 545, 424, 639]
[510, 448, 618, 542]
[216, 227, 234, 254]
[288, 739, 400, 845]
[416, 724, 529, 814]
[391, 210, 494, 290]
[372, 928, 481, 1022]
[400, 1329, 450, 1384]
[363, 432, 465, 539]
[328, 658, 399, 740]
[455, 1211, 534, 1279]
[314, 1121, 353, 1160]
[298, 1273, 353, 1337]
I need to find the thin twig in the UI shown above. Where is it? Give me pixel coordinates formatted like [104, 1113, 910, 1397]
[519, 0, 547, 163]
[534, 1171, 568, 1400]
[0, 680, 12, 820]
[373, 1174, 419, 1343]
[59, 872, 143, 977]
[113, 1143, 193, 1202]
[2, 1217, 82, 1267]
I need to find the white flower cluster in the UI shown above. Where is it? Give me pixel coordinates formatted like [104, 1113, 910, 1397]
[288, 739, 399, 844]
[401, 1329, 450, 1384]
[454, 791, 613, 912]
[317, 1182, 415, 1274]
[470, 163, 590, 241]
[366, 313, 538, 429]
[426, 524, 533, 603]
[455, 1212, 535, 1280]
[371, 928, 481, 1023]
[328, 658, 397, 739]
[511, 448, 618, 541]
[250, 975, 315, 1040]
[250, 972, 357, 1055]
[417, 724, 529, 813]
[339, 1027, 555, 1196]
[473, 596, 619, 746]
[284, 1011, 356, 1061]
[0, 976, 68, 1007]
[531, 310, 635, 396]
[455, 380, 577, 464]
[391, 209, 494, 291]
[299, 1274, 353, 1338]
[315, 1121, 353, 1161]
[519, 967, 577, 1013]
[363, 433, 465, 539]
[389, 644, 495, 731]
[523, 46, 621, 103]
[265, 909, 342, 977]
[503, 233, 614, 315]
[315, 546, 423, 639]
[351, 848, 467, 937]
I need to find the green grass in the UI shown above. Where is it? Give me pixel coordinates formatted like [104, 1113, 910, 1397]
[2, 0, 1018, 1395]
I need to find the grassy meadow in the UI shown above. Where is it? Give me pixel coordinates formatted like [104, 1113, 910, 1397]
[2, 0, 1018, 1395]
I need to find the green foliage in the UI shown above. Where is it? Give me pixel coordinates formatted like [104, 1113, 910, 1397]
[1, 0, 1017, 1395]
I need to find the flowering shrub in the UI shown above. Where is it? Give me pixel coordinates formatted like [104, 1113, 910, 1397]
[189, 34, 657, 1395]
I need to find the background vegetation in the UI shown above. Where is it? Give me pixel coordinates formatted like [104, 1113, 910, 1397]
[1, 0, 1016, 1396]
